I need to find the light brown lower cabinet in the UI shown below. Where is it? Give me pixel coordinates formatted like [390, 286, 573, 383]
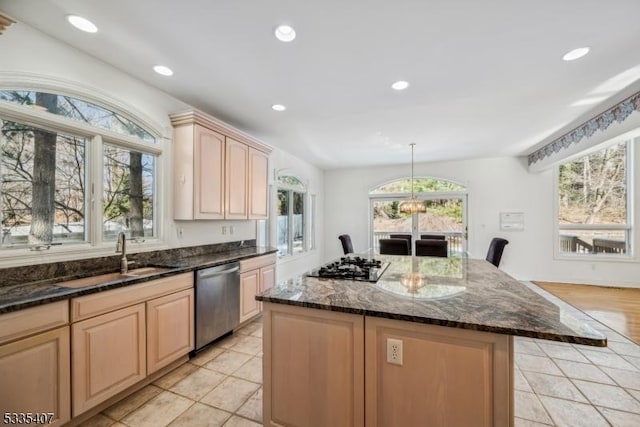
[263, 303, 513, 427]
[239, 254, 276, 323]
[72, 304, 146, 416]
[147, 288, 194, 374]
[0, 326, 71, 426]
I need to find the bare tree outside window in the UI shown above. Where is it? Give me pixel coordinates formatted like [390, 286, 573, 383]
[557, 142, 629, 255]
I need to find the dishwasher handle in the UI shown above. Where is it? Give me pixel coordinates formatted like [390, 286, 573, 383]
[197, 265, 240, 279]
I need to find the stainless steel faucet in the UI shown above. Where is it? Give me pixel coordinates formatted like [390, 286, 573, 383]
[116, 232, 130, 274]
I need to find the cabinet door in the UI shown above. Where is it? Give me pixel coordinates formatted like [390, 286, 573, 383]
[259, 264, 276, 312]
[240, 270, 261, 323]
[248, 148, 269, 219]
[72, 304, 146, 416]
[225, 137, 249, 219]
[147, 289, 194, 374]
[194, 125, 225, 219]
[263, 303, 365, 427]
[0, 327, 71, 426]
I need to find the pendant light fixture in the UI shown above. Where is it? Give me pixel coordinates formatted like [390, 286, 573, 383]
[399, 143, 426, 214]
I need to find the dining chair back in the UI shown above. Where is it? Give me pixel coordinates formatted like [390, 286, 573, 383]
[379, 238, 410, 255]
[420, 234, 446, 240]
[338, 234, 354, 255]
[486, 238, 509, 267]
[415, 239, 448, 257]
[389, 234, 412, 255]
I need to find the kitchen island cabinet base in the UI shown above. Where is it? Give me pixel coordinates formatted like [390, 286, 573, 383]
[263, 303, 513, 427]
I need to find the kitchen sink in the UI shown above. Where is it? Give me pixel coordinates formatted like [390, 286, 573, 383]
[57, 266, 171, 289]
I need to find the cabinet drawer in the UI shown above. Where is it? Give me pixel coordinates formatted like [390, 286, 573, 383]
[240, 254, 276, 272]
[71, 273, 193, 322]
[0, 301, 68, 345]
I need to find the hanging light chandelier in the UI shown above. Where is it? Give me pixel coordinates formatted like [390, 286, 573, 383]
[399, 143, 427, 214]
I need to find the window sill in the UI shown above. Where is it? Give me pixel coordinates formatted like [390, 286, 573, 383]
[554, 252, 638, 263]
[0, 239, 168, 269]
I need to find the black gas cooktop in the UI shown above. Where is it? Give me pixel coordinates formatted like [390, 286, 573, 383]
[306, 256, 389, 282]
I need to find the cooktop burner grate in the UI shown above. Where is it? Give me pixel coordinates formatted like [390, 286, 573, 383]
[306, 256, 389, 282]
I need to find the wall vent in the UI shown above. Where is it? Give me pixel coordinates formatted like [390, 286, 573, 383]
[0, 13, 15, 35]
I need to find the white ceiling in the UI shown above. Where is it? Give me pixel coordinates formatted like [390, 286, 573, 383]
[2, 0, 640, 169]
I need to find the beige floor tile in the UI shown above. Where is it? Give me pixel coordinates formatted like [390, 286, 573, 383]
[537, 342, 589, 363]
[514, 391, 553, 425]
[608, 341, 640, 358]
[237, 322, 261, 336]
[168, 402, 232, 427]
[250, 327, 262, 338]
[515, 339, 546, 356]
[81, 413, 116, 427]
[204, 350, 253, 375]
[514, 418, 552, 426]
[201, 377, 260, 413]
[170, 367, 227, 400]
[236, 387, 262, 423]
[110, 423, 127, 427]
[121, 391, 194, 427]
[573, 380, 640, 413]
[103, 384, 163, 420]
[521, 371, 587, 403]
[538, 396, 609, 427]
[216, 333, 243, 349]
[579, 348, 638, 371]
[599, 366, 640, 391]
[623, 354, 640, 370]
[190, 346, 225, 367]
[553, 359, 614, 385]
[515, 368, 533, 393]
[233, 357, 262, 384]
[153, 363, 199, 389]
[222, 415, 262, 427]
[515, 354, 563, 376]
[627, 388, 640, 401]
[598, 406, 640, 427]
[231, 336, 263, 356]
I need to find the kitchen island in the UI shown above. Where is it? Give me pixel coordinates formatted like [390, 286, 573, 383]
[256, 255, 605, 427]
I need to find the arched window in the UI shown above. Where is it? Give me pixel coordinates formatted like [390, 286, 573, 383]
[277, 174, 306, 256]
[0, 89, 161, 252]
[369, 177, 467, 254]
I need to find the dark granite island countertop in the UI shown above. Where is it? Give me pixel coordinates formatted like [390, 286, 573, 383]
[256, 254, 606, 347]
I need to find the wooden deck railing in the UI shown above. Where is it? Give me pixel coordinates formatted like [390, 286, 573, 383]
[559, 234, 626, 254]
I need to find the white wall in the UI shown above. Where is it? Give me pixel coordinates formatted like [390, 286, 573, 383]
[324, 154, 640, 287]
[0, 21, 324, 274]
[268, 148, 325, 280]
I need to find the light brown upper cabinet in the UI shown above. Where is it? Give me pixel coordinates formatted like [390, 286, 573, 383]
[170, 110, 271, 220]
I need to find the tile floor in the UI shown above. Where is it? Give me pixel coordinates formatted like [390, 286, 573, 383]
[83, 282, 640, 426]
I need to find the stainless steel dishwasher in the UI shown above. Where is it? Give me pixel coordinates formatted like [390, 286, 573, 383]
[194, 262, 240, 351]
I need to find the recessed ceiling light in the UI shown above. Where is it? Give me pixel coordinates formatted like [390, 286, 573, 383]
[153, 65, 174, 76]
[274, 25, 296, 42]
[391, 80, 410, 91]
[563, 47, 590, 61]
[66, 15, 98, 33]
[271, 104, 287, 112]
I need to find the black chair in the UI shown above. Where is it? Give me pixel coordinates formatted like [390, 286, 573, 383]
[486, 238, 509, 267]
[379, 238, 410, 255]
[415, 239, 448, 257]
[389, 234, 412, 255]
[338, 234, 354, 255]
[420, 234, 445, 240]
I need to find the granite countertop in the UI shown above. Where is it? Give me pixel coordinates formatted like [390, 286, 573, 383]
[256, 254, 607, 347]
[0, 246, 277, 314]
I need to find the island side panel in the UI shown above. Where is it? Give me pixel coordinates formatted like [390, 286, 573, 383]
[364, 317, 513, 427]
[263, 303, 365, 427]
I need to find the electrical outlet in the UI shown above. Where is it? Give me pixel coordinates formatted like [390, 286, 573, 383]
[386, 338, 403, 366]
[222, 226, 227, 235]
[177, 227, 183, 237]
[230, 226, 235, 234]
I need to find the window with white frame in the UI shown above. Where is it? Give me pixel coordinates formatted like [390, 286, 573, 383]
[0, 90, 159, 250]
[557, 140, 632, 256]
[276, 175, 306, 256]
